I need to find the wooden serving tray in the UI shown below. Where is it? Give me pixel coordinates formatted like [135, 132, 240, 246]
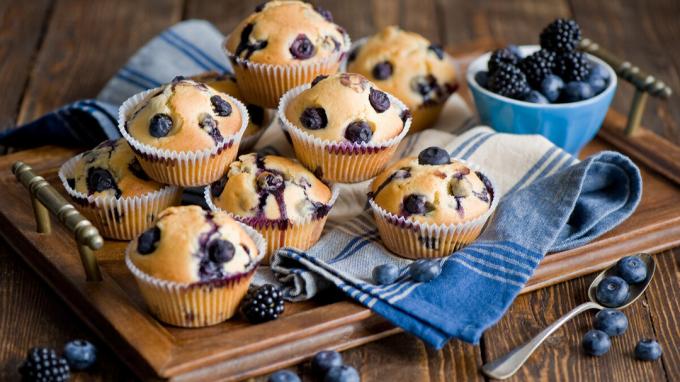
[2, 51, 680, 381]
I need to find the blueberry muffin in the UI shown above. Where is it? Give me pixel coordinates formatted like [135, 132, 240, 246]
[368, 147, 496, 259]
[347, 26, 457, 133]
[207, 153, 336, 262]
[120, 76, 248, 187]
[58, 139, 182, 240]
[190, 71, 270, 152]
[279, 73, 411, 183]
[125, 205, 265, 327]
[224, 0, 351, 108]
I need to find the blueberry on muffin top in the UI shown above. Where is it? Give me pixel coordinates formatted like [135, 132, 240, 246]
[284, 73, 408, 143]
[369, 147, 493, 225]
[225, 0, 349, 65]
[68, 139, 164, 198]
[210, 153, 333, 227]
[129, 206, 258, 283]
[125, 77, 244, 152]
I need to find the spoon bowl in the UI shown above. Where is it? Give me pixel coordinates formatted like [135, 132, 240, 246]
[587, 253, 656, 309]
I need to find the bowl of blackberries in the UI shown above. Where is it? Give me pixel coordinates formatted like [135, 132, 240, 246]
[467, 19, 617, 154]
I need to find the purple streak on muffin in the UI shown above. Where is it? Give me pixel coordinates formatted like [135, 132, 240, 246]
[314, 5, 333, 22]
[311, 75, 328, 87]
[368, 167, 411, 199]
[475, 171, 494, 203]
[418, 235, 439, 249]
[428, 44, 444, 60]
[234, 23, 269, 60]
[400, 109, 412, 125]
[200, 114, 224, 144]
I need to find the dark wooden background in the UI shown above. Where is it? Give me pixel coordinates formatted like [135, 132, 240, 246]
[1, 0, 678, 381]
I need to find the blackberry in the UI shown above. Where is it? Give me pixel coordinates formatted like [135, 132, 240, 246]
[487, 64, 531, 100]
[240, 284, 285, 323]
[519, 49, 556, 88]
[555, 51, 590, 82]
[540, 18, 582, 53]
[487, 47, 521, 73]
[19, 347, 70, 382]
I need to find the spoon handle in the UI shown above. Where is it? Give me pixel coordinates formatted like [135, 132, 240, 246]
[481, 301, 602, 379]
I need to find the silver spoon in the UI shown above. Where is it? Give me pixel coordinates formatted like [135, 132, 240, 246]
[481, 253, 656, 380]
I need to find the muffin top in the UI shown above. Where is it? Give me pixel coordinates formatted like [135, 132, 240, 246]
[210, 153, 333, 225]
[67, 139, 165, 198]
[125, 77, 244, 152]
[369, 147, 493, 225]
[128, 206, 259, 283]
[284, 73, 409, 143]
[347, 26, 457, 110]
[190, 72, 269, 138]
[225, 1, 349, 65]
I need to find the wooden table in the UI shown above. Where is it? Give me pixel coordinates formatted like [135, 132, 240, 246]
[1, 1, 678, 381]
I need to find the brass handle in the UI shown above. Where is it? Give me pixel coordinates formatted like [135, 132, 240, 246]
[12, 161, 103, 281]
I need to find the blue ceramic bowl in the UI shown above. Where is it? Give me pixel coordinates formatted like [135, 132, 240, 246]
[466, 45, 617, 154]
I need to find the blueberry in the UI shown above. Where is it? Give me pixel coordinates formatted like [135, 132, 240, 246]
[149, 113, 173, 138]
[428, 44, 444, 60]
[582, 329, 611, 356]
[258, 172, 284, 192]
[368, 88, 390, 113]
[594, 309, 628, 336]
[524, 90, 549, 104]
[539, 74, 565, 102]
[344, 121, 373, 143]
[372, 61, 393, 80]
[475, 71, 489, 88]
[635, 339, 662, 361]
[268, 370, 301, 382]
[560, 81, 594, 102]
[311, 74, 328, 87]
[409, 259, 442, 282]
[595, 276, 630, 307]
[63, 340, 97, 370]
[403, 194, 428, 215]
[400, 109, 412, 124]
[66, 178, 76, 189]
[506, 44, 523, 60]
[314, 5, 333, 22]
[86, 168, 117, 194]
[588, 75, 607, 95]
[418, 146, 450, 165]
[372, 264, 400, 285]
[312, 350, 343, 376]
[289, 34, 315, 60]
[324, 365, 360, 382]
[208, 240, 235, 263]
[300, 107, 328, 130]
[137, 226, 161, 255]
[210, 95, 232, 117]
[590, 64, 610, 81]
[616, 255, 647, 284]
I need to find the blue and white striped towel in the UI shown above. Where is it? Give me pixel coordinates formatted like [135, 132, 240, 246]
[1, 20, 642, 348]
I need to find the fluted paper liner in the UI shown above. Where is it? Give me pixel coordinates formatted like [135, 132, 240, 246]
[278, 84, 412, 183]
[204, 184, 340, 264]
[369, 162, 499, 259]
[118, 88, 250, 187]
[58, 154, 182, 240]
[125, 221, 267, 327]
[223, 33, 351, 109]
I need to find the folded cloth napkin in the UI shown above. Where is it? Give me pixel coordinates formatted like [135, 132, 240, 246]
[2, 20, 643, 349]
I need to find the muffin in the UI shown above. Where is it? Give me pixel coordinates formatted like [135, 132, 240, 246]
[125, 205, 265, 327]
[368, 147, 497, 259]
[58, 139, 182, 240]
[119, 76, 249, 187]
[224, 0, 351, 108]
[190, 71, 271, 152]
[347, 26, 458, 133]
[279, 72, 411, 183]
[205, 153, 338, 263]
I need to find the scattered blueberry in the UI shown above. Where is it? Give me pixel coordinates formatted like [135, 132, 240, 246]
[418, 146, 450, 165]
[149, 113, 173, 137]
[268, 370, 301, 382]
[589, 63, 610, 81]
[344, 121, 373, 143]
[506, 44, 523, 60]
[616, 255, 648, 284]
[258, 172, 285, 192]
[539, 74, 565, 102]
[372, 264, 400, 285]
[312, 350, 343, 376]
[372, 61, 393, 80]
[137, 226, 161, 255]
[63, 340, 97, 370]
[324, 365, 360, 382]
[594, 309, 628, 336]
[311, 74, 328, 87]
[428, 44, 444, 60]
[300, 107, 328, 130]
[368, 88, 390, 113]
[87, 167, 119, 196]
[19, 347, 70, 382]
[400, 109, 412, 124]
[560, 81, 593, 102]
[588, 74, 607, 95]
[595, 275, 630, 308]
[210, 95, 232, 117]
[240, 284, 285, 323]
[314, 4, 333, 22]
[582, 329, 611, 356]
[635, 339, 662, 361]
[208, 240, 235, 263]
[409, 259, 442, 282]
[403, 194, 429, 215]
[475, 71, 489, 88]
[524, 90, 549, 104]
[289, 34, 315, 60]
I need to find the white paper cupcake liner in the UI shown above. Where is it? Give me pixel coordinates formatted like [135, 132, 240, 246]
[204, 183, 340, 264]
[58, 154, 182, 241]
[369, 161, 500, 259]
[125, 221, 266, 327]
[118, 88, 250, 187]
[278, 84, 412, 183]
[223, 33, 351, 109]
